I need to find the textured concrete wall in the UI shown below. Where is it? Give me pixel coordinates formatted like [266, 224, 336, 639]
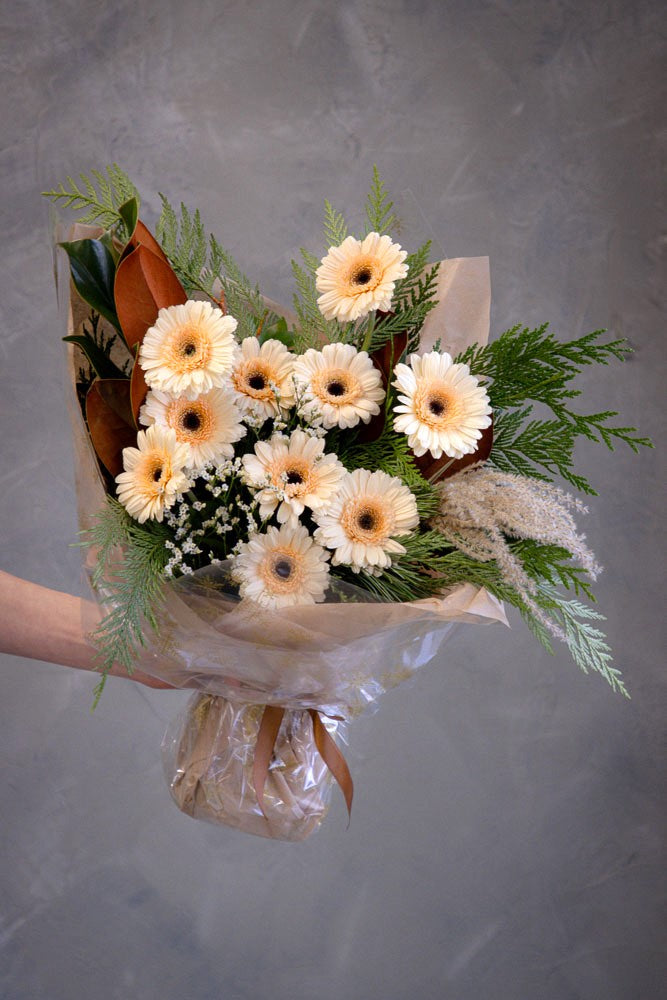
[0, 2, 664, 998]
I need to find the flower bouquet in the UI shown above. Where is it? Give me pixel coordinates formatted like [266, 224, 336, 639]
[44, 166, 650, 841]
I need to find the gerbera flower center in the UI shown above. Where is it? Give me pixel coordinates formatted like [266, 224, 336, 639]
[181, 411, 202, 431]
[139, 454, 171, 494]
[272, 457, 311, 496]
[353, 266, 372, 286]
[259, 547, 304, 593]
[311, 367, 360, 406]
[234, 361, 277, 401]
[414, 382, 460, 428]
[166, 399, 215, 445]
[274, 558, 293, 579]
[342, 499, 391, 543]
[168, 326, 211, 372]
[345, 258, 381, 294]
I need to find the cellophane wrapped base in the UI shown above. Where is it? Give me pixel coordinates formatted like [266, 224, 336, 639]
[162, 694, 343, 841]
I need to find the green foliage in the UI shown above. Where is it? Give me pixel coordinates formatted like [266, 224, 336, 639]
[59, 238, 121, 331]
[370, 248, 439, 354]
[510, 539, 596, 600]
[458, 325, 652, 494]
[291, 249, 346, 351]
[323, 201, 348, 247]
[156, 194, 276, 341]
[364, 165, 398, 236]
[338, 424, 439, 521]
[42, 165, 140, 237]
[534, 584, 629, 697]
[81, 498, 170, 707]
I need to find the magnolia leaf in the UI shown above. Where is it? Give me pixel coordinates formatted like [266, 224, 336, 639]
[118, 197, 139, 240]
[114, 241, 186, 349]
[60, 238, 120, 330]
[130, 352, 149, 426]
[63, 334, 126, 381]
[259, 316, 294, 348]
[414, 418, 494, 483]
[356, 330, 409, 444]
[86, 378, 137, 477]
[122, 217, 173, 264]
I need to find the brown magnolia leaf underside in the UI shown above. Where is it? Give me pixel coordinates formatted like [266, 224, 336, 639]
[114, 242, 186, 350]
[86, 378, 137, 478]
[414, 417, 494, 483]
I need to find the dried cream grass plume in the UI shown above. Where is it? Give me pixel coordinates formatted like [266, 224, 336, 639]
[242, 429, 346, 527]
[139, 300, 239, 398]
[139, 387, 246, 471]
[431, 465, 601, 638]
[115, 425, 190, 523]
[232, 523, 330, 609]
[315, 232, 408, 322]
[231, 336, 296, 418]
[314, 468, 419, 573]
[293, 343, 385, 429]
[393, 351, 492, 460]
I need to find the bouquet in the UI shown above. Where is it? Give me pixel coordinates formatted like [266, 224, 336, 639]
[44, 166, 650, 840]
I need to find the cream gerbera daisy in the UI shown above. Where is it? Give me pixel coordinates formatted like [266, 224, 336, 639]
[393, 351, 492, 460]
[139, 300, 238, 398]
[314, 468, 419, 573]
[293, 343, 385, 429]
[139, 387, 246, 471]
[315, 232, 408, 322]
[115, 425, 190, 523]
[230, 337, 296, 419]
[232, 523, 330, 609]
[242, 428, 345, 527]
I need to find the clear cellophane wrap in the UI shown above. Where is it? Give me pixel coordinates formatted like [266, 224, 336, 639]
[59, 226, 506, 839]
[162, 695, 344, 841]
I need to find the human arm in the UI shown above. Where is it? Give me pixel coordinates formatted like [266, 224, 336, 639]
[0, 570, 174, 689]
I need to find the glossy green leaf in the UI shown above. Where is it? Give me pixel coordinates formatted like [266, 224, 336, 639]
[259, 315, 294, 347]
[118, 197, 139, 241]
[60, 238, 120, 330]
[63, 334, 127, 381]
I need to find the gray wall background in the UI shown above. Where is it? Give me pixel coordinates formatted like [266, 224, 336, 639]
[1, 1, 664, 998]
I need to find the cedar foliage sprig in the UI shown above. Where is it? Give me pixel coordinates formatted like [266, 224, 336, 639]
[458, 325, 652, 494]
[81, 497, 170, 708]
[532, 584, 628, 698]
[369, 250, 440, 354]
[42, 164, 139, 236]
[338, 426, 439, 521]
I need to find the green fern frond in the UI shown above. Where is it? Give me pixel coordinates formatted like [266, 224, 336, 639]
[291, 251, 346, 351]
[42, 164, 139, 235]
[155, 194, 273, 339]
[364, 165, 397, 235]
[323, 201, 348, 247]
[82, 498, 170, 708]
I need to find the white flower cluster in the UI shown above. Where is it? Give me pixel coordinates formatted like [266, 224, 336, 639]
[114, 233, 492, 609]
